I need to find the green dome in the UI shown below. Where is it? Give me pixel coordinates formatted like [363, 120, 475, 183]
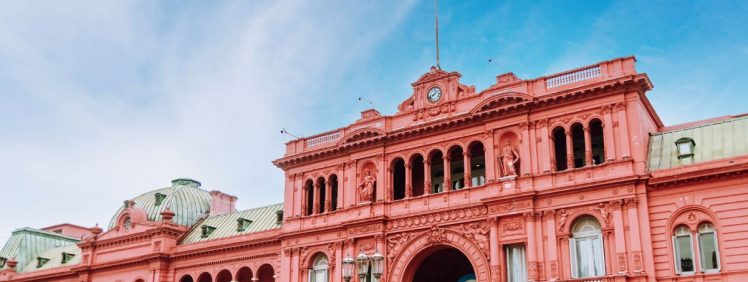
[108, 178, 211, 229]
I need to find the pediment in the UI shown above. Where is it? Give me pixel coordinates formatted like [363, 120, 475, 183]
[411, 66, 461, 86]
[337, 127, 386, 145]
[471, 93, 532, 114]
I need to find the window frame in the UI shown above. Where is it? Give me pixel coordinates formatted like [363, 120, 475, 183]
[697, 223, 721, 273]
[309, 255, 329, 282]
[569, 217, 606, 278]
[672, 226, 695, 275]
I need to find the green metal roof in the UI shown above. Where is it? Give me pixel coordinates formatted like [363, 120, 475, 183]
[0, 228, 79, 273]
[108, 178, 212, 229]
[648, 115, 748, 170]
[20, 244, 80, 273]
[180, 203, 283, 244]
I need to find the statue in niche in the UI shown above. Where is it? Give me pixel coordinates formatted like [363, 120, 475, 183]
[499, 140, 520, 177]
[358, 169, 376, 202]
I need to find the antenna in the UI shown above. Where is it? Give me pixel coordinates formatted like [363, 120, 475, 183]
[358, 97, 375, 106]
[434, 0, 440, 69]
[280, 128, 299, 139]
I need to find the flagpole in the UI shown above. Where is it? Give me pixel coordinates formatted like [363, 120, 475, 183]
[434, 0, 440, 70]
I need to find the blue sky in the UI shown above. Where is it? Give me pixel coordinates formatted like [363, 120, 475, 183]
[0, 1, 746, 241]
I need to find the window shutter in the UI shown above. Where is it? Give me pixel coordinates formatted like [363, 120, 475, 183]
[569, 238, 578, 278]
[713, 232, 722, 271]
[594, 234, 606, 276]
[696, 233, 703, 273]
[672, 236, 681, 274]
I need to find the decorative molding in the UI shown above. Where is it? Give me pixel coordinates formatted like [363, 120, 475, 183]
[386, 205, 488, 230]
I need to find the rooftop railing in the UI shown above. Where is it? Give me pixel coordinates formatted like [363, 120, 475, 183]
[305, 131, 341, 148]
[546, 65, 602, 89]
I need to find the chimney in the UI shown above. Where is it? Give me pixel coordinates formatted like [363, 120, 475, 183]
[209, 190, 237, 216]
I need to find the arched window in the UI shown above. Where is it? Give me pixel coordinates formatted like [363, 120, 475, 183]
[410, 154, 425, 197]
[305, 180, 314, 216]
[429, 150, 445, 193]
[236, 267, 253, 282]
[552, 127, 568, 171]
[448, 146, 465, 190]
[330, 175, 338, 211]
[468, 142, 486, 186]
[673, 225, 695, 274]
[589, 119, 605, 164]
[571, 123, 586, 168]
[392, 158, 406, 200]
[698, 223, 720, 272]
[216, 269, 232, 282]
[569, 216, 605, 278]
[197, 272, 212, 282]
[179, 275, 194, 282]
[310, 255, 329, 282]
[317, 177, 326, 213]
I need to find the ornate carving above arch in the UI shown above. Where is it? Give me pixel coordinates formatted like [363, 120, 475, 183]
[667, 205, 720, 233]
[388, 226, 491, 282]
[470, 92, 532, 115]
[336, 127, 386, 146]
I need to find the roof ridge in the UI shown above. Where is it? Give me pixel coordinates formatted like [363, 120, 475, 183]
[204, 203, 283, 219]
[655, 114, 748, 135]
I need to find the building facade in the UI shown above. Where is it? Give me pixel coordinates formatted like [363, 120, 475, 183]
[1, 57, 747, 282]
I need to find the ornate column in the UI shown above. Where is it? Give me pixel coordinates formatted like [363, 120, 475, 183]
[424, 159, 432, 195]
[313, 182, 321, 214]
[443, 155, 451, 191]
[484, 129, 497, 181]
[405, 163, 413, 198]
[528, 123, 539, 174]
[616, 102, 631, 159]
[336, 164, 344, 210]
[538, 120, 551, 173]
[345, 161, 356, 208]
[281, 248, 293, 282]
[625, 198, 644, 273]
[534, 213, 546, 281]
[544, 210, 559, 280]
[519, 122, 531, 176]
[525, 212, 539, 281]
[291, 248, 300, 282]
[611, 200, 627, 274]
[463, 151, 472, 188]
[325, 176, 332, 212]
[549, 134, 557, 172]
[488, 217, 500, 282]
[565, 130, 574, 169]
[583, 126, 592, 166]
[386, 167, 393, 201]
[301, 184, 308, 216]
[602, 105, 616, 161]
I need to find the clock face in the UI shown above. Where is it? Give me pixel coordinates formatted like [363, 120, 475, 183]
[427, 87, 442, 103]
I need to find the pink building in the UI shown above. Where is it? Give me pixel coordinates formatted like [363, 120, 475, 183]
[1, 56, 746, 282]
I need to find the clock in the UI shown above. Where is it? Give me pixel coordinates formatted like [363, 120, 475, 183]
[427, 86, 442, 103]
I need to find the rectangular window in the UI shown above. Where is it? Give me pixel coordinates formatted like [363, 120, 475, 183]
[505, 244, 527, 282]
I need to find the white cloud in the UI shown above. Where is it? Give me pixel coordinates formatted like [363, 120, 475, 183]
[0, 0, 415, 241]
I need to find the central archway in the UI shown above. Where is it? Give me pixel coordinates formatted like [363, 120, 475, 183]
[389, 227, 489, 282]
[411, 246, 476, 282]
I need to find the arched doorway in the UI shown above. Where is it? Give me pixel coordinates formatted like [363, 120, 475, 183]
[408, 246, 476, 282]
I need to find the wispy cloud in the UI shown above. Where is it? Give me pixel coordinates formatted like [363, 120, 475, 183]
[0, 0, 415, 240]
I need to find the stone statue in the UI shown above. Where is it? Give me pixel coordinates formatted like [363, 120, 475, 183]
[499, 140, 520, 177]
[358, 170, 376, 202]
